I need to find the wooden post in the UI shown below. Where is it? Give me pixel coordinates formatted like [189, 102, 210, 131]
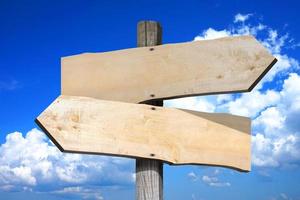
[136, 21, 163, 200]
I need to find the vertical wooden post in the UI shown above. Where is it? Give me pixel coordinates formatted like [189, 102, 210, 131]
[136, 21, 163, 200]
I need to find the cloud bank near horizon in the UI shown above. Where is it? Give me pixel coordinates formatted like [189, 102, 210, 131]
[0, 128, 134, 199]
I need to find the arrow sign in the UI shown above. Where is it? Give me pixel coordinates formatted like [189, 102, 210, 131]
[36, 95, 251, 171]
[62, 35, 276, 103]
[36, 35, 277, 172]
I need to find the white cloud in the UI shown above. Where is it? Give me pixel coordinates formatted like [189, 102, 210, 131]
[222, 90, 280, 117]
[0, 129, 134, 195]
[1, 15, 299, 199]
[280, 73, 300, 112]
[262, 54, 299, 84]
[165, 96, 215, 112]
[280, 193, 289, 200]
[194, 28, 230, 40]
[252, 133, 279, 167]
[253, 107, 285, 134]
[251, 73, 300, 167]
[55, 165, 88, 184]
[270, 192, 294, 200]
[191, 14, 300, 169]
[216, 94, 233, 104]
[188, 169, 230, 187]
[202, 175, 230, 187]
[213, 169, 220, 175]
[187, 172, 198, 181]
[52, 186, 104, 200]
[263, 30, 288, 54]
[194, 15, 298, 88]
[234, 13, 252, 23]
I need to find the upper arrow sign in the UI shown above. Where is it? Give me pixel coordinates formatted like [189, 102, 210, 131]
[62, 35, 276, 103]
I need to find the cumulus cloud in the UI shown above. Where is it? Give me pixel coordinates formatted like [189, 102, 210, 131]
[221, 74, 300, 168]
[202, 175, 230, 187]
[251, 73, 300, 167]
[234, 13, 252, 23]
[167, 13, 300, 169]
[165, 96, 216, 112]
[0, 129, 134, 196]
[52, 186, 104, 200]
[194, 28, 230, 41]
[194, 14, 299, 88]
[187, 172, 198, 181]
[1, 14, 299, 198]
[187, 169, 230, 187]
[253, 107, 285, 133]
[216, 94, 233, 104]
[222, 90, 280, 117]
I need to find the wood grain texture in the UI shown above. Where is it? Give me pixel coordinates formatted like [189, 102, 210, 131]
[136, 158, 163, 200]
[62, 35, 277, 103]
[136, 20, 163, 200]
[137, 21, 162, 47]
[36, 95, 251, 171]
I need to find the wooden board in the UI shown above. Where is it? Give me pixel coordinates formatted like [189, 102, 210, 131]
[62, 35, 276, 103]
[36, 95, 251, 171]
[136, 21, 163, 200]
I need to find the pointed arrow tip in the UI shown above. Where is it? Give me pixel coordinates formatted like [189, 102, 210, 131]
[34, 117, 65, 153]
[247, 57, 277, 92]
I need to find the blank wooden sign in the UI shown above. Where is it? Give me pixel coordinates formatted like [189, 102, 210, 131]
[36, 95, 251, 171]
[62, 35, 276, 103]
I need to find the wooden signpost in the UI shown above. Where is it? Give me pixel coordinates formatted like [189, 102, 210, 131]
[35, 21, 277, 200]
[136, 21, 163, 200]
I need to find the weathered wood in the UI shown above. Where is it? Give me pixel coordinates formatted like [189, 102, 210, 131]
[61, 35, 277, 103]
[137, 21, 162, 47]
[136, 159, 163, 200]
[35, 95, 251, 171]
[136, 21, 163, 200]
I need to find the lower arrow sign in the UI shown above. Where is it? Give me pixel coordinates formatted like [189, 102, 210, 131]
[36, 95, 251, 172]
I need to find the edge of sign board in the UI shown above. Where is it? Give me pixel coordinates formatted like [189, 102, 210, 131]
[141, 57, 277, 103]
[35, 98, 251, 173]
[35, 117, 250, 172]
[247, 57, 277, 92]
[61, 35, 277, 103]
[35, 118, 65, 153]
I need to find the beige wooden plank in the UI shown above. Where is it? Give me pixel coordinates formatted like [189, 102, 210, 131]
[36, 95, 251, 171]
[62, 35, 276, 103]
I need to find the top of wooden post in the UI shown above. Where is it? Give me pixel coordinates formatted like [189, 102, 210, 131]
[137, 21, 162, 47]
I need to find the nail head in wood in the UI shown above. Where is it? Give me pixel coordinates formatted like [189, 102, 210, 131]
[136, 20, 163, 200]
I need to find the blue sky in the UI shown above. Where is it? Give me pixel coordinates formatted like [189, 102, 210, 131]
[1, 0, 300, 200]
